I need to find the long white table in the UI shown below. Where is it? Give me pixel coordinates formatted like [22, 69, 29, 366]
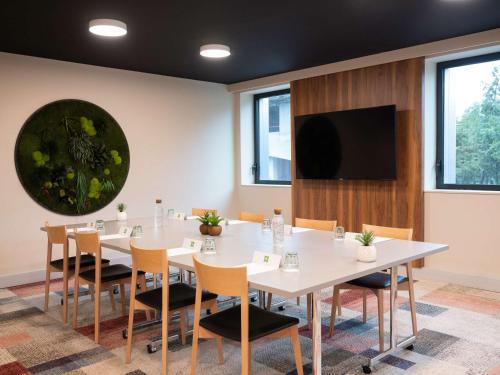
[64, 218, 448, 374]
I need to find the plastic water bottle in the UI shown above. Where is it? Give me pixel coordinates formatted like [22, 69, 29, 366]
[154, 198, 164, 228]
[272, 208, 284, 249]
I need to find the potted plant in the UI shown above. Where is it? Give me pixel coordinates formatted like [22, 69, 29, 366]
[207, 214, 224, 236]
[197, 211, 211, 235]
[355, 231, 377, 262]
[116, 203, 127, 221]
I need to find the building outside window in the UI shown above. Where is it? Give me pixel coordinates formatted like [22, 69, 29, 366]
[437, 52, 500, 190]
[254, 89, 291, 184]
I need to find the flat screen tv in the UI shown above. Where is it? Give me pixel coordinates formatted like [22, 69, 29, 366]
[295, 105, 396, 180]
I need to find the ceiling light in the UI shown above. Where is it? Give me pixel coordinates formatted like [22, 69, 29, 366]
[89, 19, 127, 37]
[200, 44, 231, 58]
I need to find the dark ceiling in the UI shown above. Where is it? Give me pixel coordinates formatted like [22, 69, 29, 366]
[1, 1, 500, 84]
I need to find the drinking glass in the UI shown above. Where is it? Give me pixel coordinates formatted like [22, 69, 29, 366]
[95, 220, 105, 233]
[335, 226, 345, 240]
[131, 225, 144, 238]
[282, 251, 300, 272]
[262, 218, 272, 232]
[203, 237, 216, 254]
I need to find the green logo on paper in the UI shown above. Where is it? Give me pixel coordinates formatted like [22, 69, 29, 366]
[263, 255, 270, 263]
[190, 241, 195, 247]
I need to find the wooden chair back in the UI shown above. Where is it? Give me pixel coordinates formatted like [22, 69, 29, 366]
[239, 211, 265, 223]
[362, 224, 413, 240]
[130, 242, 167, 275]
[192, 208, 218, 216]
[193, 257, 248, 298]
[295, 218, 337, 231]
[74, 231, 101, 254]
[45, 222, 67, 244]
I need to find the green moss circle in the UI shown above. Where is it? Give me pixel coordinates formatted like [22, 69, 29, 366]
[15, 99, 130, 216]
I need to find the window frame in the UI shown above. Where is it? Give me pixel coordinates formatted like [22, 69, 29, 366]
[253, 88, 291, 185]
[436, 51, 500, 191]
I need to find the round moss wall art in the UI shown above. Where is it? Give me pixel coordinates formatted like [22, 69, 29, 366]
[15, 99, 130, 216]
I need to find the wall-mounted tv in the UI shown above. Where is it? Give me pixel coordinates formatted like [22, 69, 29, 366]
[295, 105, 397, 180]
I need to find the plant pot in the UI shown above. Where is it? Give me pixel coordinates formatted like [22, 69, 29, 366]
[208, 225, 222, 236]
[199, 224, 209, 235]
[116, 211, 127, 221]
[357, 245, 377, 262]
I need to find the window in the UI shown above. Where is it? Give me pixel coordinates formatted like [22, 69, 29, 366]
[437, 52, 500, 191]
[254, 89, 291, 184]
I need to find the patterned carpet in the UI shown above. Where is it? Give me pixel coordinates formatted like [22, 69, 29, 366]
[1, 277, 500, 374]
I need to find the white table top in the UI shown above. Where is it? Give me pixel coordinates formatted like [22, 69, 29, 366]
[61, 218, 448, 298]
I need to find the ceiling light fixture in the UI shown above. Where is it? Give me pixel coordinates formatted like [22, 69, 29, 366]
[200, 44, 231, 58]
[89, 19, 127, 37]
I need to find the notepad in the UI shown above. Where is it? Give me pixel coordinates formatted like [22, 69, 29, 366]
[168, 247, 199, 257]
[99, 233, 129, 240]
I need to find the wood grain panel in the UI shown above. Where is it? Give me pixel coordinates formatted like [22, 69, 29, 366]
[291, 58, 424, 266]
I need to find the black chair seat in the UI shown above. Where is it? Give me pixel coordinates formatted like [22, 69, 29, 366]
[347, 272, 408, 289]
[200, 304, 299, 342]
[50, 254, 110, 270]
[79, 264, 143, 283]
[135, 283, 217, 311]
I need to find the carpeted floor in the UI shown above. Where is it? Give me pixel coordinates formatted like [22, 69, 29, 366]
[1, 277, 500, 374]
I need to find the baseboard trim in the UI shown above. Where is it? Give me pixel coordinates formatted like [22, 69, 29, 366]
[413, 267, 500, 292]
[0, 256, 131, 288]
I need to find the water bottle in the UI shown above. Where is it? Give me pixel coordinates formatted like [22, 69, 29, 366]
[154, 198, 164, 228]
[272, 208, 284, 249]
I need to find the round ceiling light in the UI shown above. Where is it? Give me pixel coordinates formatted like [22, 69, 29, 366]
[200, 44, 231, 58]
[89, 19, 127, 37]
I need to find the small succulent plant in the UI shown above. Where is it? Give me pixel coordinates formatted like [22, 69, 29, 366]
[197, 211, 211, 225]
[207, 214, 223, 226]
[117, 203, 127, 212]
[355, 231, 375, 246]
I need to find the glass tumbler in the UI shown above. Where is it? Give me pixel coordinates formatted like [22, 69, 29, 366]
[282, 251, 300, 272]
[262, 218, 272, 232]
[335, 226, 345, 240]
[203, 237, 216, 254]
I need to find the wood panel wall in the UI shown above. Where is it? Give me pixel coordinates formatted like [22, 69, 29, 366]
[291, 58, 424, 264]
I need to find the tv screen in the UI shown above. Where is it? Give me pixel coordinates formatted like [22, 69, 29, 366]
[295, 105, 396, 180]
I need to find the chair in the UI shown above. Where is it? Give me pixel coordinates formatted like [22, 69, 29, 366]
[191, 257, 304, 375]
[192, 208, 218, 216]
[267, 218, 338, 324]
[328, 224, 417, 352]
[126, 243, 217, 375]
[44, 223, 110, 323]
[239, 212, 265, 223]
[72, 231, 145, 343]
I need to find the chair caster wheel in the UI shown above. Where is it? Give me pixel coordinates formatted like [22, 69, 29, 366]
[206, 309, 212, 315]
[251, 297, 257, 302]
[147, 344, 158, 353]
[278, 306, 285, 311]
[362, 365, 372, 374]
[406, 344, 414, 350]
[122, 329, 128, 339]
[113, 286, 119, 294]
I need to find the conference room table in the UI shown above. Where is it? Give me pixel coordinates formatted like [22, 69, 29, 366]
[60, 217, 448, 374]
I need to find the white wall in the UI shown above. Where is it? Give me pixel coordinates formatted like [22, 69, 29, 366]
[0, 52, 235, 285]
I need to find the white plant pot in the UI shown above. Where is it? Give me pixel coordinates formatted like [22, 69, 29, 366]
[357, 245, 377, 262]
[116, 211, 128, 221]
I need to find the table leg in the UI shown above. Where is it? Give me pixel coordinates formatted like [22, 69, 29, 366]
[366, 265, 416, 373]
[312, 290, 322, 375]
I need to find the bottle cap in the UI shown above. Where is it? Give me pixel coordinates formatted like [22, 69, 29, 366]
[274, 208, 282, 215]
[156, 199, 162, 204]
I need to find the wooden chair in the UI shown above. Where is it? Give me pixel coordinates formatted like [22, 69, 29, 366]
[72, 231, 145, 343]
[191, 208, 218, 216]
[328, 224, 417, 352]
[44, 223, 110, 323]
[191, 257, 304, 375]
[126, 243, 217, 375]
[239, 212, 265, 223]
[267, 218, 338, 324]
